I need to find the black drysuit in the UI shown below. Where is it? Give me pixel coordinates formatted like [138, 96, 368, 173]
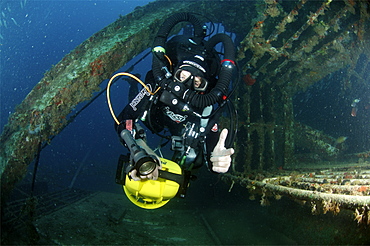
[115, 71, 220, 170]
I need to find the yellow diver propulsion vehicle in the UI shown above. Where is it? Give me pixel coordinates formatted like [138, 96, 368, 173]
[116, 155, 191, 209]
[115, 129, 191, 209]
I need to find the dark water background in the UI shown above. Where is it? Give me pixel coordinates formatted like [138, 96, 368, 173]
[1, 1, 369, 244]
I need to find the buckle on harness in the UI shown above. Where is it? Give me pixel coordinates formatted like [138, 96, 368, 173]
[171, 136, 184, 151]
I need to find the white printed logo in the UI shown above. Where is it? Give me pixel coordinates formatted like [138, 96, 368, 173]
[163, 106, 188, 123]
[129, 85, 152, 111]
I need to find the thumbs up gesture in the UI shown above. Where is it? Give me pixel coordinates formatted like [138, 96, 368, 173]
[210, 129, 234, 173]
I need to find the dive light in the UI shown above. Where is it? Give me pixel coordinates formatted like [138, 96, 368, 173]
[120, 129, 159, 176]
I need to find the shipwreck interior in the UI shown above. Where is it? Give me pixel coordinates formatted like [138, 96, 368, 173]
[1, 0, 369, 244]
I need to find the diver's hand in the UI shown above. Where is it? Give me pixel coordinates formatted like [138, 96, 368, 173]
[210, 129, 234, 173]
[130, 157, 162, 181]
[130, 139, 162, 181]
[130, 165, 161, 181]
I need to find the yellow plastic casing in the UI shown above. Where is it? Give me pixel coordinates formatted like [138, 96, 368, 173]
[123, 158, 181, 209]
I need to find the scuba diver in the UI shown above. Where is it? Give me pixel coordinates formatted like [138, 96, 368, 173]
[107, 12, 238, 209]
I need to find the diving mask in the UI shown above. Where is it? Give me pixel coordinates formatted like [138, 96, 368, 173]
[174, 68, 208, 92]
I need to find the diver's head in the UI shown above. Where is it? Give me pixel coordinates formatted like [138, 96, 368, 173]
[174, 55, 210, 92]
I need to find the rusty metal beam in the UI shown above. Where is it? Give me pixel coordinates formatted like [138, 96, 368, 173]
[0, 1, 193, 197]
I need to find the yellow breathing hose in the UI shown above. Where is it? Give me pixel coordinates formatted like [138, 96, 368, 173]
[106, 72, 161, 125]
